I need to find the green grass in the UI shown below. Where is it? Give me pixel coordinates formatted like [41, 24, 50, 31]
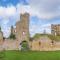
[0, 51, 5, 60]
[1, 50, 60, 60]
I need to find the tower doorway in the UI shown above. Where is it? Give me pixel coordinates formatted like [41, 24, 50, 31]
[20, 41, 29, 51]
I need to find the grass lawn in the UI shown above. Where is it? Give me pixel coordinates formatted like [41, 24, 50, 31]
[0, 50, 60, 60]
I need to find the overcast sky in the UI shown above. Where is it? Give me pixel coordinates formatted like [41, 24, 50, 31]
[0, 0, 60, 37]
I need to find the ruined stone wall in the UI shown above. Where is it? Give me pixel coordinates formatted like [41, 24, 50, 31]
[0, 32, 3, 51]
[29, 36, 59, 51]
[3, 39, 19, 50]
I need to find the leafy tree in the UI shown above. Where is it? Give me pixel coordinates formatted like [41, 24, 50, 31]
[9, 26, 16, 39]
[21, 41, 29, 51]
[9, 33, 16, 39]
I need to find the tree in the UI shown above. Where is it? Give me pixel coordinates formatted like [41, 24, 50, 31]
[21, 41, 29, 51]
[9, 33, 16, 39]
[0, 27, 1, 32]
[9, 26, 16, 39]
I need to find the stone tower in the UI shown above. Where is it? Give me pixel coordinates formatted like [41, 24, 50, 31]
[51, 24, 60, 36]
[16, 13, 30, 43]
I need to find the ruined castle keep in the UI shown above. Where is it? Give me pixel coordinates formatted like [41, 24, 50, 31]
[16, 13, 29, 43]
[51, 24, 60, 36]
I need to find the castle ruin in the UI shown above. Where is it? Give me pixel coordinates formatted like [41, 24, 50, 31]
[0, 13, 60, 51]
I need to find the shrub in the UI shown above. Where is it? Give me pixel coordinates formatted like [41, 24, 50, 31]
[21, 41, 29, 51]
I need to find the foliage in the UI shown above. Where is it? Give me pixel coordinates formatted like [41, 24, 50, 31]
[0, 27, 1, 32]
[33, 34, 42, 39]
[33, 34, 48, 39]
[21, 41, 29, 51]
[9, 33, 16, 40]
[33, 33, 60, 41]
[48, 35, 60, 41]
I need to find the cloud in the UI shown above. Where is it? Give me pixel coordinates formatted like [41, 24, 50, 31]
[29, 21, 51, 37]
[15, 0, 60, 19]
[0, 5, 17, 37]
[1, 0, 59, 37]
[0, 5, 16, 17]
[29, 0, 60, 19]
[6, 6, 16, 16]
[2, 25, 11, 38]
[16, 3, 40, 17]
